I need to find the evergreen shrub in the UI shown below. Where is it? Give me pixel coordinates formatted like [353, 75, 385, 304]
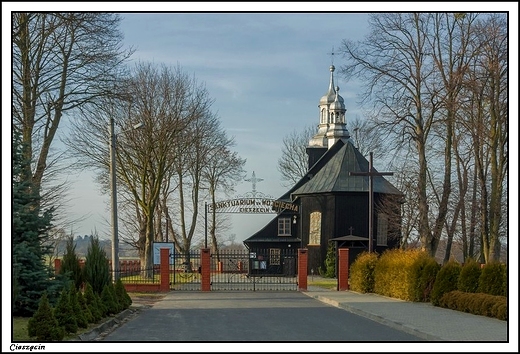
[69, 284, 88, 328]
[54, 286, 77, 334]
[77, 290, 94, 324]
[374, 249, 423, 300]
[410, 253, 440, 302]
[320, 243, 336, 278]
[27, 292, 64, 341]
[349, 251, 378, 293]
[60, 236, 84, 290]
[101, 284, 118, 315]
[83, 283, 102, 322]
[83, 236, 111, 295]
[439, 290, 507, 320]
[478, 262, 507, 296]
[115, 279, 132, 309]
[457, 258, 481, 293]
[430, 260, 461, 306]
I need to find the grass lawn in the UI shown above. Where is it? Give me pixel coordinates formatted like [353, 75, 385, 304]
[12, 317, 106, 341]
[308, 276, 337, 290]
[12, 292, 165, 341]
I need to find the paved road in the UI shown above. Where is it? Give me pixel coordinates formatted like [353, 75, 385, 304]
[102, 291, 421, 342]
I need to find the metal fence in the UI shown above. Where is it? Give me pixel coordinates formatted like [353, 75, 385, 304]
[113, 264, 161, 284]
[170, 250, 202, 291]
[210, 248, 298, 291]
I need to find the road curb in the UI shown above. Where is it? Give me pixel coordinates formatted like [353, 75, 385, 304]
[74, 308, 138, 341]
[303, 293, 444, 341]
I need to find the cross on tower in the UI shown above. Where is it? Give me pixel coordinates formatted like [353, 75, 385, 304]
[348, 226, 354, 235]
[328, 46, 335, 65]
[349, 152, 394, 253]
[244, 171, 264, 197]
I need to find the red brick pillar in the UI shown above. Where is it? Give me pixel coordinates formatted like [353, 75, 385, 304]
[201, 248, 211, 291]
[160, 248, 170, 292]
[54, 258, 62, 275]
[298, 249, 308, 291]
[338, 248, 350, 291]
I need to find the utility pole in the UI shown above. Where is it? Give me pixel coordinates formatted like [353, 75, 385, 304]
[350, 152, 393, 252]
[109, 116, 119, 282]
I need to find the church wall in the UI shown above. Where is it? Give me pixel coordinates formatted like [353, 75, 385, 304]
[300, 194, 335, 273]
[334, 193, 370, 239]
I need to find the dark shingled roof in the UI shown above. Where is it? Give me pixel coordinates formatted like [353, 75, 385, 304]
[290, 139, 402, 199]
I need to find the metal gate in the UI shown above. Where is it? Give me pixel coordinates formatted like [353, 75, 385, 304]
[210, 248, 298, 291]
[170, 250, 201, 291]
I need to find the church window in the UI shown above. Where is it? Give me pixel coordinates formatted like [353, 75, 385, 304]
[309, 211, 322, 245]
[377, 213, 388, 246]
[278, 218, 291, 236]
[269, 248, 281, 265]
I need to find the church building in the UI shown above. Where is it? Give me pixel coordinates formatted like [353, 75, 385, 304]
[243, 64, 403, 274]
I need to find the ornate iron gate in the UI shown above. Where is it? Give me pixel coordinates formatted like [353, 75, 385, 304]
[210, 248, 298, 291]
[170, 250, 201, 291]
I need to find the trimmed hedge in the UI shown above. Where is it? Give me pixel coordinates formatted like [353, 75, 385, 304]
[439, 290, 507, 321]
[374, 249, 427, 301]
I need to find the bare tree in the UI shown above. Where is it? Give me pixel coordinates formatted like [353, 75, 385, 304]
[12, 13, 132, 198]
[340, 13, 479, 258]
[464, 14, 508, 262]
[171, 107, 225, 268]
[202, 134, 246, 259]
[277, 125, 315, 187]
[67, 63, 198, 276]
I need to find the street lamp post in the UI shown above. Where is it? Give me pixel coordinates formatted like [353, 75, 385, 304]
[109, 116, 119, 282]
[109, 118, 143, 282]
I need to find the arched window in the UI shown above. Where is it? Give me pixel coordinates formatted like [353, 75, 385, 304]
[309, 211, 322, 245]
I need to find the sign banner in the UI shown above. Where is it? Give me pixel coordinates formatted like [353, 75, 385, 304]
[208, 198, 298, 214]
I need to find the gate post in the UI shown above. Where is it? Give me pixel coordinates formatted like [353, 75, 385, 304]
[298, 249, 308, 291]
[201, 248, 211, 291]
[160, 248, 170, 292]
[338, 248, 350, 291]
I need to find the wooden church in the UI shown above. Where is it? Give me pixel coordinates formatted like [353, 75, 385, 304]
[243, 64, 403, 274]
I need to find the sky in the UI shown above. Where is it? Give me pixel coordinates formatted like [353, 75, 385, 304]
[69, 11, 372, 243]
[3, 3, 518, 353]
[4, 3, 518, 247]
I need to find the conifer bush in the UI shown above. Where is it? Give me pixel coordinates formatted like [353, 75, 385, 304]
[54, 286, 78, 334]
[101, 284, 118, 315]
[60, 236, 84, 290]
[457, 258, 481, 293]
[115, 279, 132, 309]
[374, 249, 421, 300]
[27, 292, 64, 341]
[478, 262, 507, 296]
[411, 254, 440, 302]
[83, 236, 111, 295]
[349, 251, 378, 293]
[320, 243, 336, 278]
[109, 282, 122, 313]
[83, 283, 102, 322]
[77, 289, 94, 324]
[69, 284, 88, 329]
[430, 260, 462, 306]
